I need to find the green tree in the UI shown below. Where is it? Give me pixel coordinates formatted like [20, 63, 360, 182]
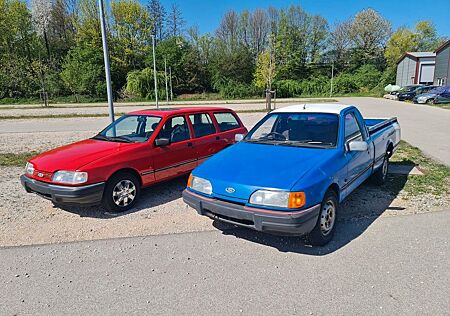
[384, 28, 418, 66]
[254, 51, 275, 90]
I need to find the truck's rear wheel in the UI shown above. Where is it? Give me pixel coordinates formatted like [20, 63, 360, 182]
[308, 189, 338, 246]
[102, 172, 141, 212]
[371, 155, 389, 185]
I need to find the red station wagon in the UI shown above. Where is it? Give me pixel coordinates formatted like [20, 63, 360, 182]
[21, 107, 248, 212]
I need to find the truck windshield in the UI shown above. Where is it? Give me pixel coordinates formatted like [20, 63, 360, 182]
[245, 113, 339, 148]
[93, 115, 162, 143]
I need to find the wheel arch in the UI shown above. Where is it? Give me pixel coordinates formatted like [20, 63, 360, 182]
[108, 168, 143, 187]
[327, 183, 340, 201]
[386, 141, 394, 158]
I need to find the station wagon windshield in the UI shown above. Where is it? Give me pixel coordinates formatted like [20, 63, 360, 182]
[245, 113, 339, 148]
[93, 115, 162, 143]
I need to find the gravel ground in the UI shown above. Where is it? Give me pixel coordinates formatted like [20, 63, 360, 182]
[1, 166, 448, 247]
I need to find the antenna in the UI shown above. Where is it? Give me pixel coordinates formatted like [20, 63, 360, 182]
[303, 104, 306, 110]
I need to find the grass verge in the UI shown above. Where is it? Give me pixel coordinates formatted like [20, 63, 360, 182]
[389, 141, 450, 196]
[0, 152, 40, 167]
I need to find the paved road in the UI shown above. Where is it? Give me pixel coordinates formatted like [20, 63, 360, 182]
[1, 210, 449, 315]
[1, 97, 449, 165]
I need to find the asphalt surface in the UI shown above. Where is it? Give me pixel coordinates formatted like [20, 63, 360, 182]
[1, 210, 449, 315]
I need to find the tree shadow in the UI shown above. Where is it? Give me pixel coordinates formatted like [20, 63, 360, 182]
[58, 175, 189, 219]
[212, 172, 408, 256]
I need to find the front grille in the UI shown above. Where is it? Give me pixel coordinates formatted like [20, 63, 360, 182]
[32, 170, 53, 181]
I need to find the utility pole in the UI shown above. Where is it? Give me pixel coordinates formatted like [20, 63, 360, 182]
[164, 57, 169, 105]
[151, 35, 159, 109]
[169, 67, 173, 100]
[98, 0, 114, 122]
[330, 63, 334, 97]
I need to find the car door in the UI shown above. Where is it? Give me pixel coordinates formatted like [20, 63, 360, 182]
[187, 112, 222, 165]
[343, 111, 374, 197]
[152, 115, 197, 181]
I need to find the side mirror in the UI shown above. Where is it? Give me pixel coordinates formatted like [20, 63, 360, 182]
[235, 134, 244, 142]
[347, 140, 368, 152]
[155, 138, 170, 147]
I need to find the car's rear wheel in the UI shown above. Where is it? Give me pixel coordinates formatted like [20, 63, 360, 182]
[102, 172, 141, 212]
[371, 154, 389, 185]
[308, 189, 338, 246]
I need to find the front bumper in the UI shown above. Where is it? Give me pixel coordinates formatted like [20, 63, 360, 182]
[21, 175, 105, 206]
[183, 189, 320, 235]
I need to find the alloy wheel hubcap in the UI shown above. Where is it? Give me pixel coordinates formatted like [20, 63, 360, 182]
[320, 201, 336, 236]
[112, 180, 136, 207]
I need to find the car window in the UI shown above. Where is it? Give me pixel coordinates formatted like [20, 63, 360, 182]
[246, 113, 339, 147]
[100, 115, 161, 142]
[157, 115, 190, 143]
[189, 113, 216, 138]
[344, 113, 363, 141]
[214, 112, 240, 132]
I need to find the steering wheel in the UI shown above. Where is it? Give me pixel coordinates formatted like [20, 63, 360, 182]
[263, 131, 287, 140]
[170, 125, 184, 141]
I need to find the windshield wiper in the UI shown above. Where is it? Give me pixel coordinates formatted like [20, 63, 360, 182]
[92, 134, 134, 143]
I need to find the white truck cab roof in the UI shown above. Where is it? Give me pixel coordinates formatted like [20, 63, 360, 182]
[271, 103, 352, 115]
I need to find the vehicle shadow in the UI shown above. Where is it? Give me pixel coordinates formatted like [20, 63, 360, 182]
[212, 170, 409, 256]
[59, 175, 189, 219]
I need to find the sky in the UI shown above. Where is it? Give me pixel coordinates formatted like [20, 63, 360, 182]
[157, 0, 450, 36]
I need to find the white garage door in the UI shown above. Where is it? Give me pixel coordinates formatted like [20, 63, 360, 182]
[419, 64, 435, 83]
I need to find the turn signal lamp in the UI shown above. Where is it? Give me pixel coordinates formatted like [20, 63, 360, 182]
[288, 192, 306, 209]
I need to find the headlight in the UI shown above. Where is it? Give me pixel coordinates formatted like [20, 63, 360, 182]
[25, 162, 34, 175]
[188, 175, 212, 195]
[249, 190, 305, 209]
[52, 171, 88, 184]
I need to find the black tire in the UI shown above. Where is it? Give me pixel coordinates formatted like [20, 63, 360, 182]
[308, 189, 338, 246]
[371, 154, 389, 185]
[102, 172, 141, 213]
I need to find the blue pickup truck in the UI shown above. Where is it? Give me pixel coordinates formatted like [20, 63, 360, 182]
[183, 104, 401, 245]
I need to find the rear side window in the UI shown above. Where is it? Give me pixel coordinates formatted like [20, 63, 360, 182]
[189, 113, 216, 138]
[344, 113, 363, 141]
[214, 112, 240, 132]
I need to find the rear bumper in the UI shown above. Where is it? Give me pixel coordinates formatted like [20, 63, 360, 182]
[21, 175, 105, 206]
[183, 189, 320, 236]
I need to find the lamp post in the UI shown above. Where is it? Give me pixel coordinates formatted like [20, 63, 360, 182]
[98, 0, 114, 123]
[151, 35, 159, 109]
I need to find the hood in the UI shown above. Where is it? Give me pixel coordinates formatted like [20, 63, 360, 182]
[194, 142, 337, 201]
[30, 139, 134, 172]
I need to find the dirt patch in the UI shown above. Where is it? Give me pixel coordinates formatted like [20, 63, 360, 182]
[1, 166, 448, 247]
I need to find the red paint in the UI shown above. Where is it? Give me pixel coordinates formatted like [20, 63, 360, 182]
[26, 107, 248, 187]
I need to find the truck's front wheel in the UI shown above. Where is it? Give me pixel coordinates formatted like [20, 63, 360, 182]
[308, 189, 338, 246]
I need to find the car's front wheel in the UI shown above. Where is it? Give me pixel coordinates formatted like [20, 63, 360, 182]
[308, 189, 338, 246]
[102, 172, 141, 212]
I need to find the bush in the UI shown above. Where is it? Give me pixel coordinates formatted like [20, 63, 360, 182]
[353, 64, 382, 90]
[334, 73, 358, 94]
[216, 80, 259, 99]
[274, 80, 303, 97]
[125, 68, 166, 100]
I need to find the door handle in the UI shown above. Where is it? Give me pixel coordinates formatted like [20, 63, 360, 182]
[216, 136, 220, 140]
[187, 142, 193, 147]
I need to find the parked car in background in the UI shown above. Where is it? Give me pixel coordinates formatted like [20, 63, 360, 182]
[434, 94, 450, 104]
[183, 104, 401, 246]
[413, 86, 449, 104]
[21, 107, 247, 212]
[398, 85, 436, 101]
